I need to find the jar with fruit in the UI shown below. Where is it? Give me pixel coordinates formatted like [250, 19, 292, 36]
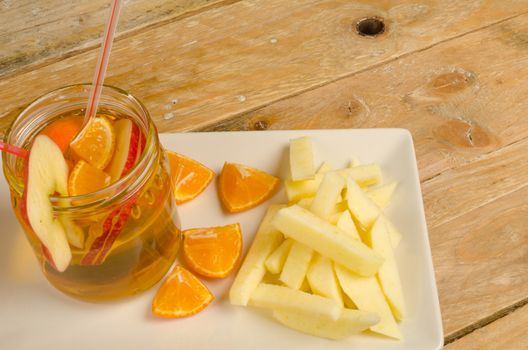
[2, 84, 181, 301]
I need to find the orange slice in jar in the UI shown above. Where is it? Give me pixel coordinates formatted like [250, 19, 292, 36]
[152, 265, 214, 318]
[218, 162, 279, 213]
[166, 151, 215, 204]
[183, 223, 242, 278]
[70, 116, 116, 169]
[68, 160, 111, 196]
[41, 116, 83, 154]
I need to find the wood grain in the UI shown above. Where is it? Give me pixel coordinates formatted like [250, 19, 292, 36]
[423, 138, 528, 228]
[430, 183, 528, 337]
[201, 13, 528, 183]
[1, 0, 527, 138]
[0, 0, 237, 77]
[444, 304, 528, 349]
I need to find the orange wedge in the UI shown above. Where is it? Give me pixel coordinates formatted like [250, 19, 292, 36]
[70, 116, 115, 169]
[218, 162, 279, 213]
[152, 265, 214, 318]
[183, 223, 242, 278]
[41, 116, 83, 153]
[68, 160, 111, 196]
[166, 151, 215, 204]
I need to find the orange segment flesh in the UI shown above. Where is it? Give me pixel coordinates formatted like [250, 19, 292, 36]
[68, 160, 111, 196]
[41, 116, 83, 153]
[70, 116, 116, 169]
[152, 265, 214, 318]
[166, 151, 215, 204]
[183, 223, 242, 278]
[218, 162, 280, 213]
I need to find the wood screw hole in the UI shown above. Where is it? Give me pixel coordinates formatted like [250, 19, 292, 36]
[356, 17, 385, 37]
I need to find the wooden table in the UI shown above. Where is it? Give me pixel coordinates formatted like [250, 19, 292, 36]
[1, 1, 527, 348]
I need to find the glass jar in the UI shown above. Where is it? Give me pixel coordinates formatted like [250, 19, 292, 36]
[2, 84, 181, 301]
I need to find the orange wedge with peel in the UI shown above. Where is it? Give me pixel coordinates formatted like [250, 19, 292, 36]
[166, 151, 215, 204]
[183, 223, 242, 278]
[152, 265, 214, 318]
[70, 116, 116, 169]
[68, 160, 111, 196]
[218, 162, 279, 213]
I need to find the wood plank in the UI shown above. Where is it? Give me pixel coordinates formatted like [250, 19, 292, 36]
[1, 0, 527, 138]
[0, 0, 237, 77]
[430, 184, 528, 338]
[444, 303, 528, 349]
[422, 138, 528, 228]
[200, 12, 528, 182]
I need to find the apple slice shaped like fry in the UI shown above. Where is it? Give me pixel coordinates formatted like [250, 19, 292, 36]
[229, 205, 285, 306]
[273, 308, 379, 340]
[265, 238, 294, 274]
[249, 283, 341, 320]
[306, 254, 343, 306]
[279, 241, 313, 290]
[25, 135, 72, 272]
[290, 136, 315, 181]
[272, 205, 383, 276]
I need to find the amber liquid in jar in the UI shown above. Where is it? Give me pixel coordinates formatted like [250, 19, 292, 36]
[6, 94, 180, 302]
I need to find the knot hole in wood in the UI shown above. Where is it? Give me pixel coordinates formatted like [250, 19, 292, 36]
[252, 120, 269, 130]
[356, 17, 385, 37]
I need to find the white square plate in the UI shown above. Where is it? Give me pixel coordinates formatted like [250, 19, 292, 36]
[0, 129, 443, 350]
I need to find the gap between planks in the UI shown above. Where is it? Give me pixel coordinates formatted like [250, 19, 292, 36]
[444, 296, 528, 346]
[422, 134, 528, 185]
[194, 9, 528, 134]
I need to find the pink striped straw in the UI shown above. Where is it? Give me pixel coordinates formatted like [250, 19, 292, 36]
[2, 0, 122, 159]
[83, 0, 123, 125]
[0, 141, 28, 158]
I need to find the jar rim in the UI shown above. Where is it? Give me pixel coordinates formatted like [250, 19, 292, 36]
[2, 84, 159, 211]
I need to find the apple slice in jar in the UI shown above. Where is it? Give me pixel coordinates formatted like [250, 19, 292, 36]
[80, 202, 136, 266]
[25, 135, 72, 272]
[82, 121, 144, 265]
[106, 118, 141, 183]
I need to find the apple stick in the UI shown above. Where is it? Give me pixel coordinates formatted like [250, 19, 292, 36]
[249, 283, 341, 320]
[336, 210, 360, 240]
[273, 308, 379, 340]
[265, 238, 294, 274]
[272, 205, 383, 277]
[336, 164, 382, 187]
[385, 216, 402, 248]
[366, 181, 398, 209]
[316, 161, 333, 174]
[289, 137, 315, 180]
[279, 241, 314, 289]
[306, 254, 344, 306]
[335, 264, 401, 339]
[229, 205, 285, 306]
[346, 177, 381, 230]
[309, 172, 345, 221]
[367, 217, 405, 320]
